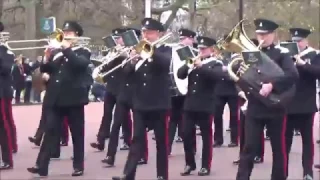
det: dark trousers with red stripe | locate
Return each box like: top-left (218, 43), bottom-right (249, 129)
top-left (3, 98), bottom-right (18, 152)
top-left (183, 111), bottom-right (213, 170)
top-left (239, 111), bottom-right (265, 159)
top-left (106, 101), bottom-right (133, 157)
top-left (97, 92), bottom-right (116, 145)
top-left (124, 110), bottom-right (169, 179)
top-left (0, 98), bottom-right (13, 166)
top-left (285, 113), bottom-right (314, 177)
top-left (61, 117), bottom-right (69, 144)
top-left (169, 96), bottom-right (184, 141)
top-left (36, 106), bottom-right (85, 173)
top-left (169, 96), bottom-right (183, 150)
top-left (34, 105), bottom-right (69, 145)
top-left (214, 96), bottom-right (239, 144)
top-left (236, 115), bottom-right (287, 180)
top-left (169, 96), bottom-right (197, 153)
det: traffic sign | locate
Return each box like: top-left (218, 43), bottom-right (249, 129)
top-left (40, 17), bottom-right (56, 34)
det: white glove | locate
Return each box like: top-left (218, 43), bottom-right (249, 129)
top-left (294, 55), bottom-right (306, 66)
top-left (42, 73), bottom-right (50, 81)
top-left (238, 91), bottom-right (246, 100)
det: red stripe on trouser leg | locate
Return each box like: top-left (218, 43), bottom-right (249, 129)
top-left (1, 99), bottom-right (13, 165)
top-left (82, 119), bottom-right (85, 169)
top-left (260, 131), bottom-right (265, 160)
top-left (281, 116), bottom-right (288, 177)
top-left (208, 115), bottom-right (213, 169)
top-left (6, 98), bottom-right (17, 151)
top-left (193, 127), bottom-right (197, 152)
top-left (63, 117), bottom-right (69, 143)
top-left (236, 99), bottom-right (241, 144)
top-left (309, 113), bottom-right (315, 172)
top-left (128, 112), bottom-right (133, 144)
top-left (165, 113), bottom-right (170, 180)
top-left (144, 131), bottom-right (148, 161)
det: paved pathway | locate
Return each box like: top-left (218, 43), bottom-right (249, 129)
top-left (1, 102), bottom-right (320, 179)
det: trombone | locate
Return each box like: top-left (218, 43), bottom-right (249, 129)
top-left (92, 46), bottom-right (131, 83)
top-left (96, 32), bottom-right (173, 81)
top-left (5, 28), bottom-right (91, 51)
top-left (135, 32), bottom-right (172, 60)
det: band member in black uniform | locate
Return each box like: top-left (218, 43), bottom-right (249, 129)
top-left (28, 51), bottom-right (69, 149)
top-left (27, 20), bottom-right (90, 177)
top-left (168, 28), bottom-right (197, 155)
top-left (0, 21), bottom-right (15, 170)
top-left (236, 19), bottom-right (298, 180)
top-left (213, 35), bottom-right (239, 148)
top-left (102, 27), bottom-right (149, 167)
top-left (1, 35), bottom-right (18, 154)
top-left (285, 28), bottom-right (320, 180)
top-left (112, 18), bottom-right (171, 180)
top-left (179, 36), bottom-right (224, 176)
top-left (91, 27), bottom-right (127, 151)
top-left (233, 39), bottom-right (265, 165)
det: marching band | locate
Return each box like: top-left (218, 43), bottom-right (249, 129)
top-left (0, 16), bottom-right (319, 180)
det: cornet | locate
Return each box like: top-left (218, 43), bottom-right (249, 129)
top-left (5, 28), bottom-right (91, 51)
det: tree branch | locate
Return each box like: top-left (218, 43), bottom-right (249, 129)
top-left (181, 1), bottom-right (230, 12)
top-left (151, 0), bottom-right (188, 15)
top-left (3, 3), bottom-right (24, 12)
top-left (163, 8), bottom-right (179, 30)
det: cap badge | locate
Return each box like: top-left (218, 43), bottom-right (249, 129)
top-left (65, 23), bottom-right (69, 28)
top-left (180, 31), bottom-right (182, 35)
top-left (295, 31), bottom-right (298, 35)
top-left (115, 30), bottom-right (118, 34)
top-left (201, 39), bottom-right (204, 43)
top-left (145, 21), bottom-right (149, 25)
top-left (259, 22), bottom-right (263, 27)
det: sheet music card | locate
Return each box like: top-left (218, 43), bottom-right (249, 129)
top-left (176, 46), bottom-right (196, 61)
top-left (280, 42), bottom-right (299, 57)
top-left (103, 36), bottom-right (117, 49)
top-left (121, 30), bottom-right (140, 47)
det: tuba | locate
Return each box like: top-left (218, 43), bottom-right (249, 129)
top-left (218, 20), bottom-right (295, 108)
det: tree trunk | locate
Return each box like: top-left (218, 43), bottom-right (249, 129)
top-left (0, 0), bottom-right (3, 20)
top-left (35, 0), bottom-right (45, 57)
top-left (188, 0), bottom-right (195, 30)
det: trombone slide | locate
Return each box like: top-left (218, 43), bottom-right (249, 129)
top-left (99, 54), bottom-right (139, 78)
top-left (5, 39), bottom-right (50, 51)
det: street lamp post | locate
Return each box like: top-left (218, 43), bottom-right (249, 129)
top-left (145, 0), bottom-right (152, 18)
top-left (239, 0), bottom-right (244, 21)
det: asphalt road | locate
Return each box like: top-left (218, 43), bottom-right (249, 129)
top-left (1, 102), bottom-right (320, 180)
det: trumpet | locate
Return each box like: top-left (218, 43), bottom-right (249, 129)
top-left (5, 28), bottom-right (91, 51)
